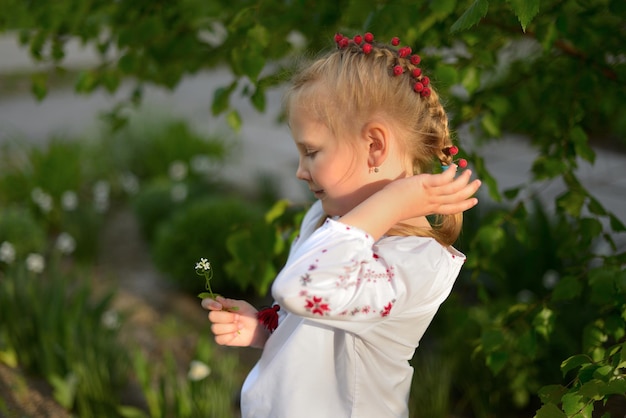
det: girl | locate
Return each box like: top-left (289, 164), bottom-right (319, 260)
top-left (202, 32), bottom-right (481, 418)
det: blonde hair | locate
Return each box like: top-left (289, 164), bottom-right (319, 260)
top-left (285, 37), bottom-right (463, 246)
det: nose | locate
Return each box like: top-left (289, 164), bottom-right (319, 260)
top-left (296, 157), bottom-right (310, 181)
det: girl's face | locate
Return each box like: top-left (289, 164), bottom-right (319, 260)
top-left (289, 105), bottom-right (377, 216)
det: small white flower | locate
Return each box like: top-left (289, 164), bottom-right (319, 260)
top-left (31, 187), bottom-right (53, 213)
top-left (187, 360), bottom-right (211, 381)
top-left (101, 310), bottom-right (120, 329)
top-left (0, 241), bottom-right (16, 264)
top-left (61, 190), bottom-right (78, 211)
top-left (168, 160), bottom-right (188, 181)
top-left (170, 183), bottom-right (188, 202)
top-left (191, 155), bottom-right (213, 174)
top-left (55, 232), bottom-right (76, 255)
top-left (120, 172), bottom-right (139, 195)
top-left (195, 258), bottom-right (211, 272)
top-left (542, 270), bottom-right (559, 289)
top-left (25, 253), bottom-right (45, 274)
top-left (516, 289), bottom-right (534, 304)
top-left (93, 180), bottom-right (110, 213)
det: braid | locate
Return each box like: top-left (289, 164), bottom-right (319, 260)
top-left (286, 33), bottom-right (464, 245)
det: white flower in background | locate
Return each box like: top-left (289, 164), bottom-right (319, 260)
top-left (25, 253), bottom-right (45, 274)
top-left (93, 180), bottom-right (110, 213)
top-left (0, 241), bottom-right (16, 264)
top-left (101, 310), bottom-right (120, 329)
top-left (542, 270), bottom-right (560, 289)
top-left (171, 183), bottom-right (188, 202)
top-left (168, 160), bottom-right (188, 181)
top-left (516, 289), bottom-right (534, 304)
top-left (31, 187), bottom-right (53, 213)
top-left (61, 190), bottom-right (78, 211)
top-left (55, 232), bottom-right (76, 255)
top-left (187, 360), bottom-right (211, 381)
top-left (119, 172), bottom-right (139, 195)
top-left (191, 154), bottom-right (213, 174)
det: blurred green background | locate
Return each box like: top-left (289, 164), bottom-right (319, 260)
top-left (0, 1), bottom-right (625, 417)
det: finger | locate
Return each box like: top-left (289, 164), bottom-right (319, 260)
top-left (211, 322), bottom-right (243, 336)
top-left (202, 298), bottom-right (223, 311)
top-left (215, 333), bottom-right (240, 346)
top-left (216, 296), bottom-right (240, 311)
top-left (208, 310), bottom-right (238, 324)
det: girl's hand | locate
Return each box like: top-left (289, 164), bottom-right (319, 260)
top-left (389, 165), bottom-right (481, 220)
top-left (340, 165), bottom-right (481, 241)
top-left (201, 296), bottom-right (269, 349)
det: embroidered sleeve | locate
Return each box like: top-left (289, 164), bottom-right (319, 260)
top-left (272, 219), bottom-right (405, 327)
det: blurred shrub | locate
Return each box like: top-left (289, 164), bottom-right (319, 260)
top-left (0, 206), bottom-right (47, 260)
top-left (0, 260), bottom-right (140, 417)
top-left (104, 118), bottom-right (230, 182)
top-left (151, 196), bottom-right (265, 294)
top-left (0, 138), bottom-right (109, 263)
top-left (134, 335), bottom-right (240, 418)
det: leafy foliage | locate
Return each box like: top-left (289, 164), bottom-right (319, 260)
top-left (2, 0), bottom-right (626, 416)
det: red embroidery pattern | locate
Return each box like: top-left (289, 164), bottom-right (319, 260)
top-left (381, 302), bottom-right (394, 317)
top-left (300, 273), bottom-right (312, 286)
top-left (305, 296), bottom-right (330, 316)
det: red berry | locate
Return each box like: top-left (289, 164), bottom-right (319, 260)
top-left (334, 33), bottom-right (343, 43)
top-left (412, 68), bottom-right (422, 78)
top-left (353, 34), bottom-right (363, 44)
top-left (364, 32), bottom-right (374, 43)
top-left (458, 159), bottom-right (468, 168)
top-left (410, 55), bottom-right (421, 65)
top-left (448, 145), bottom-right (459, 156)
top-left (393, 65), bottom-right (404, 76)
top-left (338, 38), bottom-right (349, 48)
top-left (391, 37), bottom-right (400, 46)
top-left (413, 82), bottom-right (424, 92)
top-left (398, 46), bottom-right (411, 58)
top-left (420, 87), bottom-right (431, 97)
top-left (421, 76), bottom-right (430, 86)
top-left (362, 43), bottom-right (372, 54)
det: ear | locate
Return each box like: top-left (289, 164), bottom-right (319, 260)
top-left (362, 122), bottom-right (390, 168)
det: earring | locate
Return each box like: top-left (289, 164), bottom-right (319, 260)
top-left (369, 167), bottom-right (380, 174)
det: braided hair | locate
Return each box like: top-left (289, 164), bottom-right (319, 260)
top-left (284, 33), bottom-right (463, 245)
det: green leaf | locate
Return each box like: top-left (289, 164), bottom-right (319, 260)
top-left (481, 112), bottom-right (501, 138)
top-left (211, 80), bottom-right (238, 116)
top-left (251, 86), bottom-right (266, 112)
top-left (475, 224), bottom-right (506, 254)
top-left (551, 276), bottom-right (582, 302)
top-left (50, 373), bottom-right (78, 409)
top-left (429, 0), bottom-right (457, 17)
top-left (503, 186), bottom-right (521, 200)
top-left (533, 307), bottom-right (555, 340)
top-left (535, 403), bottom-right (567, 418)
top-left (265, 199), bottom-right (290, 223)
top-left (486, 350), bottom-right (508, 375)
top-left (226, 109), bottom-right (242, 132)
top-left (561, 354), bottom-right (591, 376)
top-left (451, 0), bottom-right (489, 33)
top-left (562, 392), bottom-right (593, 417)
top-left (609, 213), bottom-right (626, 232)
top-left (481, 329), bottom-right (506, 351)
top-left (537, 384), bottom-right (568, 405)
top-left (570, 126), bottom-right (595, 164)
top-left (578, 379), bottom-right (606, 400)
top-left (31, 72), bottom-right (48, 101)
top-left (508, 0), bottom-right (539, 32)
top-left (556, 190), bottom-right (585, 218)
top-left (460, 67), bottom-right (480, 94)
top-left (434, 64), bottom-right (459, 87)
